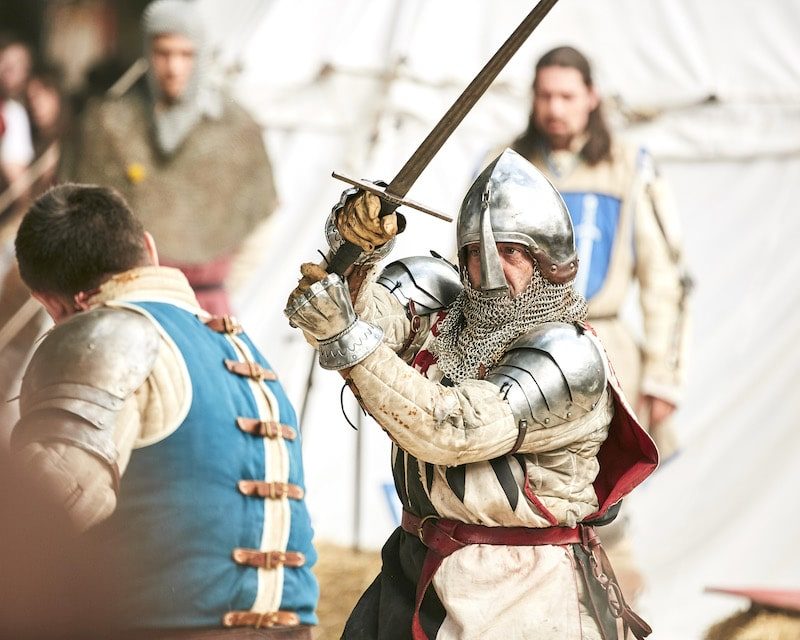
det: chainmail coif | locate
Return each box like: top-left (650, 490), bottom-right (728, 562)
top-left (431, 266), bottom-right (587, 384)
top-left (143, 0), bottom-right (222, 155)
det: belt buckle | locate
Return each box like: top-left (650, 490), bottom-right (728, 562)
top-left (417, 514), bottom-right (438, 543)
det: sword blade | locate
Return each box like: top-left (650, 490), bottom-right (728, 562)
top-left (384, 0), bottom-right (560, 203)
top-left (328, 0), bottom-right (560, 275)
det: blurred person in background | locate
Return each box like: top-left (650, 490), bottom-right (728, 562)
top-left (10, 183), bottom-right (318, 638)
top-left (0, 34), bottom-right (34, 207)
top-left (0, 35), bottom-right (38, 445)
top-left (0, 34), bottom-right (33, 102)
top-left (25, 62), bottom-right (70, 188)
top-left (64, 0), bottom-right (278, 315)
top-left (509, 45), bottom-right (692, 602)
top-left (0, 63), bottom-right (72, 445)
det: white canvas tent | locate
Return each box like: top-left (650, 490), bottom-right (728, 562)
top-left (196, 1), bottom-right (800, 638)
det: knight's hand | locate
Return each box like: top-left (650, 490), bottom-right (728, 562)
top-left (286, 262), bottom-right (330, 309)
top-left (336, 190), bottom-right (398, 252)
top-left (284, 272), bottom-right (383, 370)
top-left (285, 271), bottom-right (355, 341)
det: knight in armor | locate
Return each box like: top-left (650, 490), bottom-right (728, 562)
top-left (11, 184), bottom-right (318, 638)
top-left (62, 0), bottom-right (278, 315)
top-left (285, 149), bottom-right (658, 639)
top-left (509, 45), bottom-right (692, 601)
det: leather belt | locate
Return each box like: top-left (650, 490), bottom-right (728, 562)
top-left (224, 359), bottom-right (277, 381)
top-left (223, 611), bottom-right (301, 629)
top-left (401, 510), bottom-right (650, 640)
top-left (237, 480), bottom-right (304, 500)
top-left (401, 510), bottom-right (581, 551)
top-left (232, 548), bottom-right (306, 570)
top-left (236, 418), bottom-right (297, 441)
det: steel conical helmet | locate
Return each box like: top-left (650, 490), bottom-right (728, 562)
top-left (457, 148), bottom-right (577, 292)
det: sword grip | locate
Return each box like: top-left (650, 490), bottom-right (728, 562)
top-left (326, 221), bottom-right (404, 276)
top-left (328, 241), bottom-right (365, 276)
top-left (379, 197), bottom-right (399, 218)
top-left (379, 199), bottom-right (408, 232)
top-left (326, 188), bottom-right (406, 277)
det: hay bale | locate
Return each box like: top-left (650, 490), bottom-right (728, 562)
top-left (704, 606), bottom-right (800, 640)
top-left (314, 542), bottom-right (382, 639)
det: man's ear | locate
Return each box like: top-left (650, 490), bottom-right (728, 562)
top-left (31, 291), bottom-right (74, 324)
top-left (588, 86), bottom-right (600, 112)
top-left (73, 290), bottom-right (94, 312)
top-left (143, 231), bottom-right (159, 266)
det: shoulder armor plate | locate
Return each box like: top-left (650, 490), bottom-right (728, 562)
top-left (376, 255), bottom-right (462, 315)
top-left (13, 307), bottom-right (160, 463)
top-left (486, 322), bottom-right (606, 428)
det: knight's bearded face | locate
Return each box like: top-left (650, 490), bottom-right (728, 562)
top-left (464, 242), bottom-right (535, 298)
top-left (149, 33), bottom-right (195, 103)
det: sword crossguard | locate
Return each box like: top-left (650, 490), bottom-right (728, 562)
top-left (331, 172), bottom-right (453, 223)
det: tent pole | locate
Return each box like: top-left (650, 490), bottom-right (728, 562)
top-left (352, 401), bottom-right (364, 552)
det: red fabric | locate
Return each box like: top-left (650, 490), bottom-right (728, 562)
top-left (429, 311), bottom-right (446, 337)
top-left (412, 349), bottom-right (437, 375)
top-left (412, 311), bottom-right (447, 374)
top-left (411, 546), bottom-right (446, 640)
top-left (586, 388), bottom-right (659, 519)
top-left (580, 321), bottom-right (659, 521)
top-left (160, 255), bottom-right (233, 316)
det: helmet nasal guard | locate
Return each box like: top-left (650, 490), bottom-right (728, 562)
top-left (457, 149), bottom-right (578, 294)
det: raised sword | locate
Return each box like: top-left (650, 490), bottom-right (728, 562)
top-left (327, 0), bottom-right (560, 275)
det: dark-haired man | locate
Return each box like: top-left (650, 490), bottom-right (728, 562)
top-left (11, 183), bottom-right (318, 637)
top-left (511, 45), bottom-right (691, 599)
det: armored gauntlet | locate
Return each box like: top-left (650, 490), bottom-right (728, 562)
top-left (284, 273), bottom-right (383, 370)
top-left (326, 188), bottom-right (398, 266)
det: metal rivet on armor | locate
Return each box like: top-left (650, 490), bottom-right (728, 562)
top-left (550, 265), bottom-right (557, 272)
top-left (566, 412), bottom-right (572, 418)
top-left (544, 418), bottom-right (550, 424)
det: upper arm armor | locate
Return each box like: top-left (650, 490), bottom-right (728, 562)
top-left (376, 255), bottom-right (462, 315)
top-left (485, 322), bottom-right (606, 429)
top-left (11, 307), bottom-right (160, 464)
